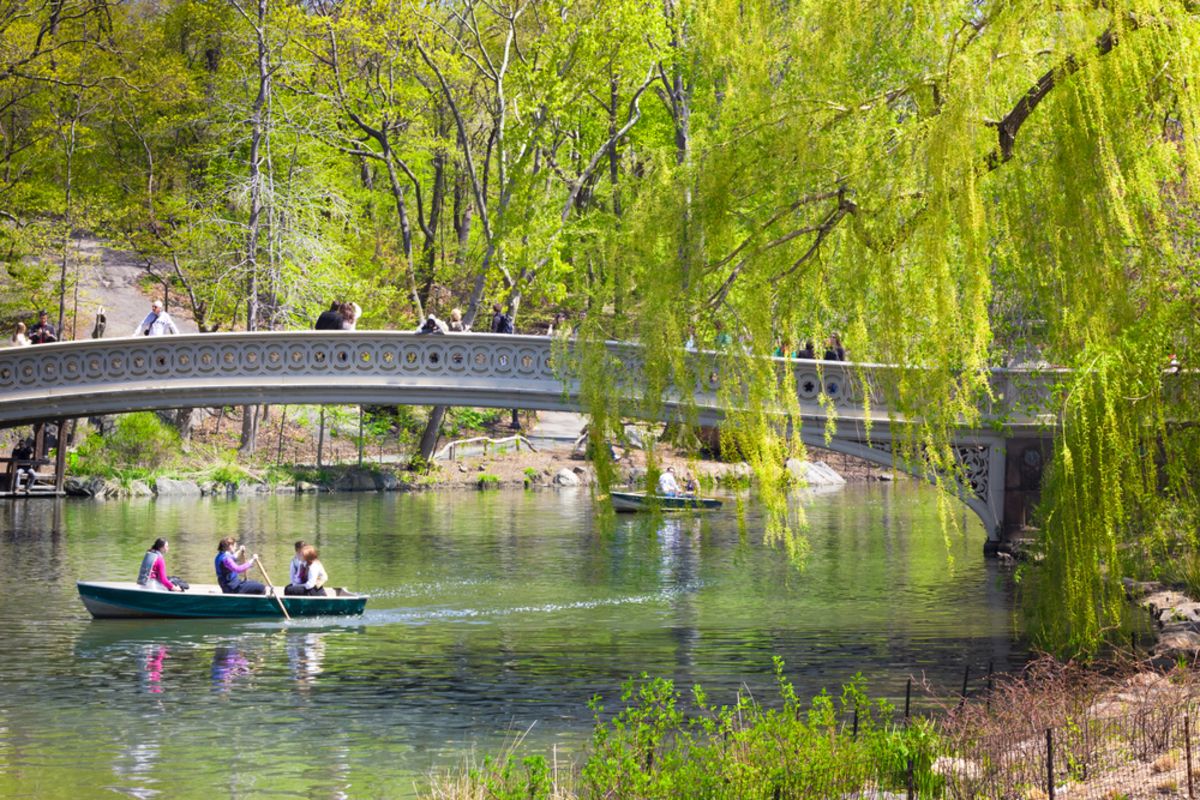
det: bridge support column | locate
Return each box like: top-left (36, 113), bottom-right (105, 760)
top-left (990, 437), bottom-right (1054, 553)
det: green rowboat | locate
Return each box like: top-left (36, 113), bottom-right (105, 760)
top-left (609, 491), bottom-right (723, 512)
top-left (77, 581), bottom-right (368, 619)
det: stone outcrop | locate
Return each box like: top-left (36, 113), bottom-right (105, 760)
top-left (154, 478), bottom-right (202, 497)
top-left (1125, 579), bottom-right (1200, 663)
top-left (785, 458), bottom-right (847, 486)
top-left (554, 468), bottom-right (580, 486)
top-left (64, 476), bottom-right (108, 497)
top-left (333, 469), bottom-right (382, 492)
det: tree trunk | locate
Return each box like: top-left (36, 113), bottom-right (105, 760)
top-left (417, 406), bottom-right (445, 465)
top-left (239, 0), bottom-right (271, 456)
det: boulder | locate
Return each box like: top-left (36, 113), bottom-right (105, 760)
top-left (376, 471), bottom-right (399, 491)
top-left (64, 476), bottom-right (108, 497)
top-left (1161, 602), bottom-right (1200, 624)
top-left (274, 485), bottom-right (296, 494)
top-left (623, 425), bottom-right (647, 450)
top-left (554, 468), bottom-right (580, 487)
top-left (625, 466), bottom-right (648, 487)
top-left (296, 481), bottom-right (318, 493)
top-left (1142, 591), bottom-right (1192, 622)
top-left (786, 458), bottom-right (846, 486)
top-left (128, 480), bottom-right (154, 498)
top-left (333, 469), bottom-right (380, 492)
top-left (1122, 578), bottom-right (1164, 600)
top-left (1156, 629), bottom-right (1200, 660)
top-left (724, 462), bottom-right (753, 482)
top-left (154, 478), bottom-right (202, 497)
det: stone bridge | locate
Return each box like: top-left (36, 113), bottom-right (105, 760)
top-left (0, 332), bottom-right (1061, 543)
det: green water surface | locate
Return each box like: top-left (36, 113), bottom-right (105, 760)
top-left (0, 483), bottom-right (1020, 799)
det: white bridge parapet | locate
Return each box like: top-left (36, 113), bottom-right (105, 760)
top-left (0, 331), bottom-right (1059, 428)
top-left (0, 331), bottom-right (1064, 540)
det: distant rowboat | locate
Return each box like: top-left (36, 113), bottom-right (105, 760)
top-left (77, 581), bottom-right (368, 619)
top-left (609, 491), bottom-right (723, 512)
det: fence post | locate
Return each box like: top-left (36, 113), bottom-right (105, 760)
top-left (906, 757), bottom-right (914, 800)
top-left (905, 677), bottom-right (912, 719)
top-left (1187, 712), bottom-right (1194, 799)
top-left (1046, 727), bottom-right (1055, 800)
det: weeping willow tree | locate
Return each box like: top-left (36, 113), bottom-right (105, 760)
top-left (563, 0), bottom-right (1200, 657)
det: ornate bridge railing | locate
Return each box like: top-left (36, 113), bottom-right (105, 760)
top-left (0, 331), bottom-right (1065, 541)
top-left (0, 332), bottom-right (1058, 429)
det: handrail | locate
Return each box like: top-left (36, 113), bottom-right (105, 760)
top-left (433, 434), bottom-right (538, 462)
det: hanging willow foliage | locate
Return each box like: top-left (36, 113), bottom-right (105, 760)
top-left (3, 0), bottom-right (1199, 657)
top-left (566, 0), bottom-right (1200, 656)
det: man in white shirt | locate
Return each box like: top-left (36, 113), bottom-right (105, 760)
top-left (133, 300), bottom-right (180, 337)
top-left (657, 466), bottom-right (682, 497)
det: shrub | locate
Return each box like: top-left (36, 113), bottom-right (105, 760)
top-left (523, 466), bottom-right (539, 488)
top-left (74, 412), bottom-right (180, 474)
top-left (449, 407), bottom-right (503, 434)
top-left (478, 473), bottom-right (500, 490)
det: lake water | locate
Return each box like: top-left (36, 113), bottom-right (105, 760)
top-left (0, 483), bottom-right (1020, 799)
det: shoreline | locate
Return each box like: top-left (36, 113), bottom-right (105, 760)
top-left (54, 441), bottom-right (891, 500)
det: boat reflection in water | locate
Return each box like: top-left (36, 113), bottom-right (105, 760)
top-left (140, 644), bottom-right (169, 695)
top-left (287, 632), bottom-right (326, 695)
top-left (210, 645), bottom-right (254, 693)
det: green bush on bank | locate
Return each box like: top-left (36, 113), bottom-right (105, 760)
top-left (72, 412), bottom-right (181, 476)
top-left (435, 660), bottom-right (942, 799)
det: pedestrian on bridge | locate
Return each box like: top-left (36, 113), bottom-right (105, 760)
top-left (314, 301), bottom-right (345, 330)
top-left (10, 322), bottom-right (29, 347)
top-left (491, 302), bottom-right (521, 429)
top-left (28, 311), bottom-right (57, 344)
top-left (133, 300), bottom-right (180, 337)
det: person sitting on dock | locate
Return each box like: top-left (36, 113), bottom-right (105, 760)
top-left (10, 439), bottom-right (35, 493)
top-left (137, 538), bottom-right (180, 592)
top-left (657, 466), bottom-right (682, 498)
top-left (285, 545), bottom-right (329, 596)
top-left (214, 537), bottom-right (266, 594)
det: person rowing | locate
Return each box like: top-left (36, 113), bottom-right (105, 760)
top-left (137, 538), bottom-right (181, 592)
top-left (214, 537), bottom-right (267, 595)
top-left (657, 466), bottom-right (683, 498)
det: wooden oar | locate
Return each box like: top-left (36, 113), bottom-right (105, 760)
top-left (254, 556), bottom-right (291, 621)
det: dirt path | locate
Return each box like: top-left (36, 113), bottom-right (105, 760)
top-left (70, 237), bottom-right (198, 339)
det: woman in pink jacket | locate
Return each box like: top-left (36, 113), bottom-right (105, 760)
top-left (137, 538), bottom-right (180, 592)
